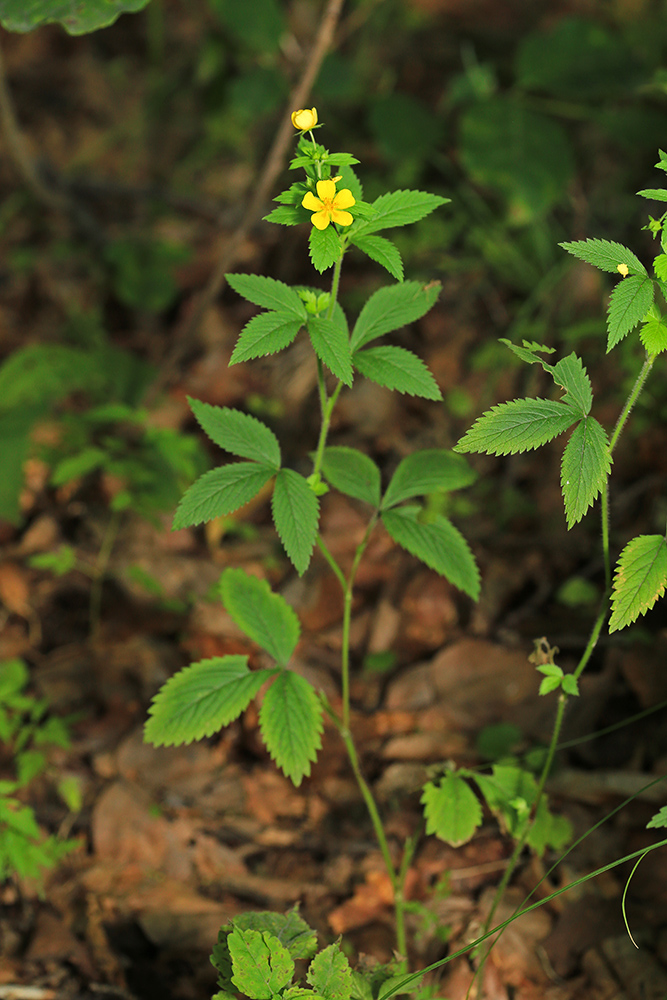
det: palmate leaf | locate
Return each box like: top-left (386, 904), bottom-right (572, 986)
top-left (353, 346), bottom-right (441, 400)
top-left (351, 190), bottom-right (449, 237)
top-left (233, 910), bottom-right (317, 960)
top-left (309, 226), bottom-right (342, 274)
top-left (421, 772), bottom-right (482, 847)
top-left (307, 943), bottom-right (352, 1000)
top-left (226, 274), bottom-right (306, 318)
top-left (454, 398), bottom-right (578, 456)
top-left (307, 315), bottom-right (353, 386)
top-left (560, 417), bottom-right (611, 528)
top-left (272, 469), bottom-right (319, 575)
top-left (144, 656), bottom-right (274, 746)
top-left (609, 534), bottom-right (667, 633)
top-left (188, 399), bottom-right (281, 467)
top-left (321, 447), bottom-right (381, 507)
top-left (382, 449), bottom-right (476, 508)
top-left (350, 281), bottom-right (440, 350)
top-left (382, 505), bottom-right (480, 599)
top-left (0, 0), bottom-right (150, 34)
top-left (349, 235), bottom-right (403, 281)
top-left (606, 274), bottom-right (654, 351)
top-left (230, 312), bottom-right (303, 364)
top-left (172, 462), bottom-right (274, 529)
top-left (228, 927), bottom-right (294, 1000)
top-left (559, 238), bottom-right (646, 276)
top-left (220, 568), bottom-right (300, 666)
top-left (259, 671), bottom-right (323, 786)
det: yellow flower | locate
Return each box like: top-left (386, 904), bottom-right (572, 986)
top-left (617, 263), bottom-right (629, 277)
top-left (302, 179), bottom-right (355, 230)
top-left (291, 107), bottom-right (318, 131)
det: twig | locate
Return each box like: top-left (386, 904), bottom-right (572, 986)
top-left (145, 0), bottom-right (346, 404)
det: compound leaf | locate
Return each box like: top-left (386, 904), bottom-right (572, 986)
top-left (421, 772), bottom-right (482, 847)
top-left (561, 417), bottom-right (611, 528)
top-left (189, 399), bottom-right (281, 467)
top-left (259, 671), bottom-right (323, 786)
top-left (307, 315), bottom-right (353, 386)
top-left (226, 274), bottom-right (306, 318)
top-left (349, 234), bottom-right (403, 281)
top-left (353, 346), bottom-right (441, 400)
top-left (272, 469), bottom-right (319, 575)
top-left (173, 462), bottom-right (274, 529)
top-left (321, 447), bottom-right (381, 507)
top-left (350, 281), bottom-right (440, 350)
top-left (230, 312), bottom-right (303, 364)
top-left (144, 656), bottom-right (273, 746)
top-left (606, 274), bottom-right (654, 351)
top-left (382, 449), bottom-right (476, 509)
top-left (551, 353), bottom-right (593, 416)
top-left (559, 238), bottom-right (646, 276)
top-left (609, 534), bottom-right (667, 632)
top-left (382, 505), bottom-right (480, 600)
top-left (228, 927), bottom-right (294, 999)
top-left (351, 189), bottom-right (449, 237)
top-left (455, 398), bottom-right (577, 456)
top-left (220, 568), bottom-right (300, 665)
top-left (307, 944), bottom-right (352, 1000)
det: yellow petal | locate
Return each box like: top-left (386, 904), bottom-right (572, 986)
top-left (302, 191), bottom-right (323, 211)
top-left (315, 179), bottom-right (337, 201)
top-left (331, 209), bottom-right (353, 227)
top-left (310, 210), bottom-right (331, 230)
top-left (291, 107), bottom-right (318, 130)
top-left (333, 188), bottom-right (355, 210)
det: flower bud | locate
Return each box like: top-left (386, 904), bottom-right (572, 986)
top-left (291, 107), bottom-right (318, 131)
top-left (617, 263), bottom-right (629, 277)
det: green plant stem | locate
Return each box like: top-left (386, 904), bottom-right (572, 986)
top-left (89, 510), bottom-right (121, 635)
top-left (609, 354), bottom-right (655, 455)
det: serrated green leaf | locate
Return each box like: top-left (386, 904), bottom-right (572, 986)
top-left (172, 463), bottom-right (274, 529)
top-left (538, 675), bottom-right (562, 695)
top-left (272, 469), bottom-right (319, 575)
top-left (259, 671), bottom-right (323, 785)
top-left (606, 274), bottom-right (654, 351)
top-left (233, 909), bottom-right (317, 960)
top-left (307, 315), bottom-right (353, 386)
top-left (351, 190), bottom-right (449, 237)
top-left (473, 764), bottom-right (536, 838)
top-left (653, 255), bottom-right (667, 282)
top-left (0, 0), bottom-right (150, 34)
top-left (639, 312), bottom-right (667, 356)
top-left (559, 238), bottom-right (646, 276)
top-left (350, 235), bottom-right (403, 281)
top-left (321, 447), bottom-right (381, 507)
top-left (188, 399), bottom-right (281, 467)
top-left (421, 772), bottom-right (482, 846)
top-left (551, 353), bottom-right (593, 416)
top-left (226, 274), bottom-right (306, 318)
top-left (264, 205), bottom-right (304, 226)
top-left (561, 417), bottom-right (611, 528)
top-left (382, 449), bottom-right (476, 509)
top-left (144, 657), bottom-right (273, 746)
top-left (382, 505), bottom-right (480, 599)
top-left (307, 944), bottom-right (352, 1000)
top-left (350, 281), bottom-right (440, 350)
top-left (220, 568), bottom-right (300, 665)
top-left (647, 806), bottom-right (667, 829)
top-left (609, 534), bottom-right (667, 632)
top-left (499, 339), bottom-right (555, 366)
top-left (353, 346), bottom-right (441, 400)
top-left (561, 674), bottom-right (579, 696)
top-left (308, 226), bottom-right (342, 274)
top-left (455, 398), bottom-right (577, 456)
top-left (637, 188), bottom-right (667, 202)
top-left (230, 312), bottom-right (303, 364)
top-left (228, 928), bottom-right (294, 999)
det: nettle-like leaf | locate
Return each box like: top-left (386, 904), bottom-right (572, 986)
top-left (638, 188), bottom-right (667, 202)
top-left (307, 315), bottom-right (353, 386)
top-left (230, 312), bottom-right (303, 364)
top-left (226, 274), bottom-right (306, 318)
top-left (264, 205), bottom-right (304, 226)
top-left (233, 909), bottom-right (317, 961)
top-left (560, 417), bottom-right (611, 528)
top-left (606, 274), bottom-right (654, 352)
top-left (259, 671), bottom-right (323, 786)
top-left (228, 927), bottom-right (294, 999)
top-left (220, 568), bottom-right (300, 666)
top-left (455, 398), bottom-right (578, 456)
top-left (0, 0), bottom-right (150, 34)
top-left (144, 656), bottom-right (274, 746)
top-left (550, 353), bottom-right (593, 416)
top-left (559, 238), bottom-right (646, 276)
top-left (272, 469), bottom-right (319, 575)
top-left (188, 399), bottom-right (281, 467)
top-left (382, 449), bottom-right (475, 509)
top-left (173, 463), bottom-right (274, 529)
top-left (473, 764), bottom-right (571, 855)
top-left (321, 447), bottom-right (381, 507)
top-left (309, 226), bottom-right (342, 274)
top-left (350, 281), bottom-right (440, 350)
top-left (639, 308), bottom-right (667, 356)
top-left (500, 339), bottom-right (556, 367)
top-left (609, 534), bottom-right (667, 633)
top-left (381, 505), bottom-right (480, 600)
top-left (653, 255), bottom-right (667, 282)
top-left (421, 772), bottom-right (482, 847)
top-left (353, 346), bottom-right (441, 400)
top-left (351, 190), bottom-right (449, 237)
top-left (647, 806), bottom-right (667, 829)
top-left (307, 943), bottom-right (352, 1000)
top-left (349, 235), bottom-right (403, 281)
